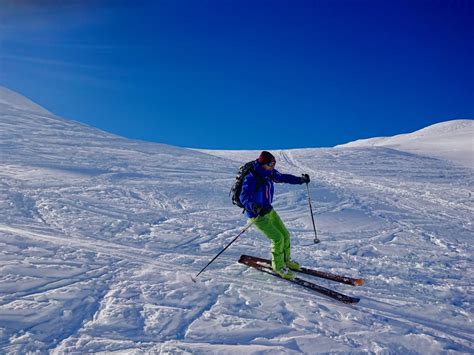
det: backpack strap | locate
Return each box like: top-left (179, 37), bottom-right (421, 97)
top-left (240, 168), bottom-right (265, 214)
top-left (250, 166), bottom-right (265, 193)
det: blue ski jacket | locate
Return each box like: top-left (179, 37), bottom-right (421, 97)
top-left (240, 160), bottom-right (303, 218)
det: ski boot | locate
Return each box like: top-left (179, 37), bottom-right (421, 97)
top-left (275, 266), bottom-right (294, 280)
top-left (286, 259), bottom-right (301, 271)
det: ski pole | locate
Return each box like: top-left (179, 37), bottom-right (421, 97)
top-left (305, 182), bottom-right (320, 244)
top-left (192, 218), bottom-right (258, 281)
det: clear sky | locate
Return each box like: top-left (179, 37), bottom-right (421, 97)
top-left (1, 0), bottom-right (473, 149)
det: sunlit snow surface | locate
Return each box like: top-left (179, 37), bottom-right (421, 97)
top-left (1, 86), bottom-right (473, 353)
top-left (335, 119), bottom-right (473, 169)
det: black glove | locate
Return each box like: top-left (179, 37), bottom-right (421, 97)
top-left (301, 173), bottom-right (310, 184)
top-left (252, 204), bottom-right (272, 217)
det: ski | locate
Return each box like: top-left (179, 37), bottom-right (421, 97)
top-left (238, 255), bottom-right (360, 304)
top-left (240, 254), bottom-right (364, 286)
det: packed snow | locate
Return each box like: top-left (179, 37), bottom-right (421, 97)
top-left (335, 120), bottom-right (474, 169)
top-left (0, 86), bottom-right (473, 353)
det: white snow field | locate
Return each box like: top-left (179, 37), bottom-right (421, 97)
top-left (335, 120), bottom-right (474, 169)
top-left (0, 85), bottom-right (473, 353)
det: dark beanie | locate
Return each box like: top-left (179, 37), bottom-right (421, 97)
top-left (258, 151), bottom-right (276, 165)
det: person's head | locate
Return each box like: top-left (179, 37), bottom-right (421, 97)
top-left (258, 151), bottom-right (276, 170)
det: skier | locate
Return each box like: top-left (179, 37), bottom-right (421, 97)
top-left (240, 151), bottom-right (310, 280)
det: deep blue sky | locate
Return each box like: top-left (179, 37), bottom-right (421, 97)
top-left (1, 0), bottom-right (473, 149)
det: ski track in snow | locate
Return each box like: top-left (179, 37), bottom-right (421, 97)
top-left (1, 87), bottom-right (473, 353)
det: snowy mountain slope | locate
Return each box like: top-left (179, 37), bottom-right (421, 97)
top-left (1, 87), bottom-right (473, 353)
top-left (335, 119), bottom-right (474, 168)
top-left (0, 87), bottom-right (52, 116)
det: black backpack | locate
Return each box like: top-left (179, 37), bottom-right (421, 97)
top-left (230, 161), bottom-right (264, 210)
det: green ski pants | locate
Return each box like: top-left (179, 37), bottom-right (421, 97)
top-left (250, 209), bottom-right (291, 271)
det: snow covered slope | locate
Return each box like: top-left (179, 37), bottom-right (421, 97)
top-left (336, 120), bottom-right (474, 168)
top-left (1, 87), bottom-right (473, 353)
top-left (0, 87), bottom-right (52, 116)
